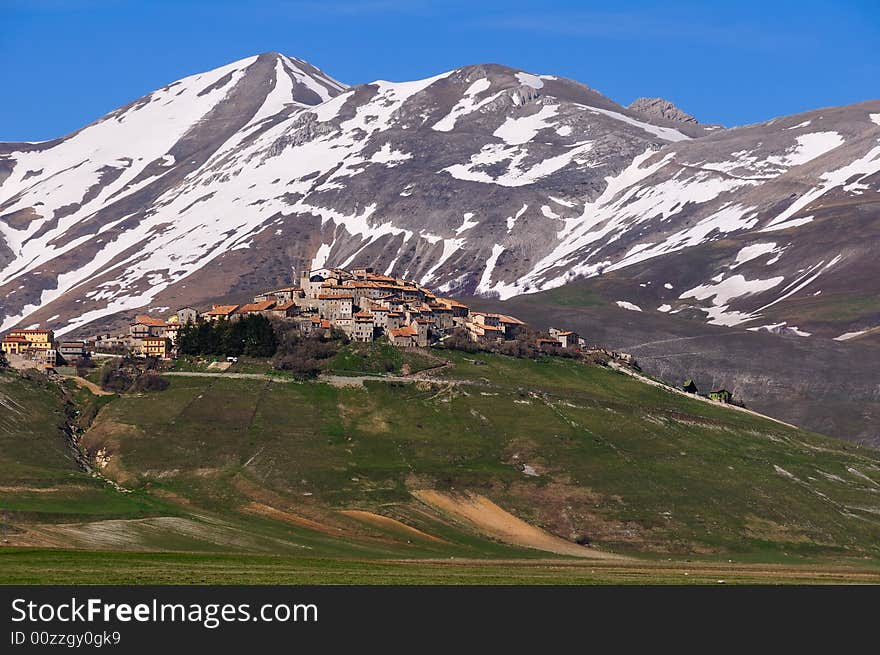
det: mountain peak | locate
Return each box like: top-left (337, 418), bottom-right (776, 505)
top-left (628, 97), bottom-right (698, 124)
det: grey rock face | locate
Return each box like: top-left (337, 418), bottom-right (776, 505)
top-left (628, 97), bottom-right (699, 124)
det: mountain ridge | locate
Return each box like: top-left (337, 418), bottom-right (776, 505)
top-left (1, 53), bottom-right (879, 343)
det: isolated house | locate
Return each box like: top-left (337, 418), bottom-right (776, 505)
top-left (708, 388), bottom-right (732, 403)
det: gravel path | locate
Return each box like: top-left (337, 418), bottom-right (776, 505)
top-left (163, 370), bottom-right (456, 387)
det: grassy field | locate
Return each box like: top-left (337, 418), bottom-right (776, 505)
top-left (4, 548), bottom-right (880, 585)
top-left (324, 341), bottom-right (442, 375)
top-left (3, 348), bottom-right (880, 583)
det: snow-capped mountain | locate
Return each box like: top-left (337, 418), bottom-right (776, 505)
top-left (2, 52), bottom-right (879, 339)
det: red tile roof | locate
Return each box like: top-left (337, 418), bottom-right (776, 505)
top-left (133, 315), bottom-right (168, 327)
top-left (239, 300), bottom-right (277, 312)
top-left (390, 326), bottom-right (417, 338)
top-left (205, 304), bottom-right (239, 316)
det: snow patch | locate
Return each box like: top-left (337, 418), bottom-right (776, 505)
top-left (454, 213), bottom-right (479, 235)
top-left (515, 72), bottom-right (544, 89)
top-left (834, 329), bottom-right (871, 342)
top-left (732, 242), bottom-right (778, 267)
top-left (493, 104), bottom-right (559, 145)
top-left (615, 301), bottom-right (642, 312)
top-left (577, 104), bottom-right (691, 142)
top-left (476, 244), bottom-right (506, 295)
top-left (432, 78), bottom-right (498, 132)
top-left (370, 142), bottom-right (412, 166)
top-left (679, 274), bottom-right (784, 326)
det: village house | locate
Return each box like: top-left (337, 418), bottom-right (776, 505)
top-left (130, 315), bottom-right (167, 339)
top-left (176, 307), bottom-right (199, 324)
top-left (58, 340), bottom-right (87, 361)
top-left (266, 286), bottom-right (304, 303)
top-left (5, 328), bottom-right (55, 354)
top-left (549, 328), bottom-right (579, 349)
top-left (411, 319), bottom-right (432, 347)
top-left (386, 311), bottom-right (406, 331)
top-left (237, 300), bottom-right (277, 317)
top-left (318, 295), bottom-right (353, 322)
top-left (163, 323), bottom-right (181, 346)
top-left (352, 312), bottom-right (376, 342)
top-left (465, 321), bottom-right (505, 344)
top-left (93, 334), bottom-right (131, 352)
top-left (139, 336), bottom-right (171, 359)
top-left (2, 329), bottom-right (58, 367)
top-left (389, 325), bottom-right (418, 348)
top-left (271, 301), bottom-right (299, 319)
top-left (1, 335), bottom-right (29, 357)
top-left (203, 304), bottom-right (239, 322)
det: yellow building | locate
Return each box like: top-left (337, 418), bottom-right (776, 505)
top-left (6, 329), bottom-right (54, 351)
top-left (1, 335), bottom-right (30, 356)
top-left (142, 337), bottom-right (170, 358)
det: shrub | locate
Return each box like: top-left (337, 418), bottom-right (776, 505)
top-left (99, 360), bottom-right (133, 393)
top-left (440, 327), bottom-right (480, 353)
top-left (129, 373), bottom-right (170, 393)
top-left (273, 353), bottom-right (321, 380)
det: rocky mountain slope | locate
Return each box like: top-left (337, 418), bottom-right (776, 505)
top-left (1, 52), bottom-right (879, 341)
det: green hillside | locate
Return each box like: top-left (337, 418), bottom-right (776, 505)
top-left (3, 349), bottom-right (880, 582)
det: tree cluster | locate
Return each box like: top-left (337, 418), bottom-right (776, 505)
top-left (177, 315), bottom-right (277, 358)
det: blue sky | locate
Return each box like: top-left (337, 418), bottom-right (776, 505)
top-left (2, 0), bottom-right (878, 141)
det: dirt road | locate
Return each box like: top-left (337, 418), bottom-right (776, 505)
top-left (162, 370), bottom-right (457, 387)
top-left (59, 375), bottom-right (114, 396)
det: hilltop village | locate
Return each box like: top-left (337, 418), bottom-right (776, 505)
top-left (2, 267), bottom-right (585, 363)
top-left (0, 266), bottom-right (742, 403)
